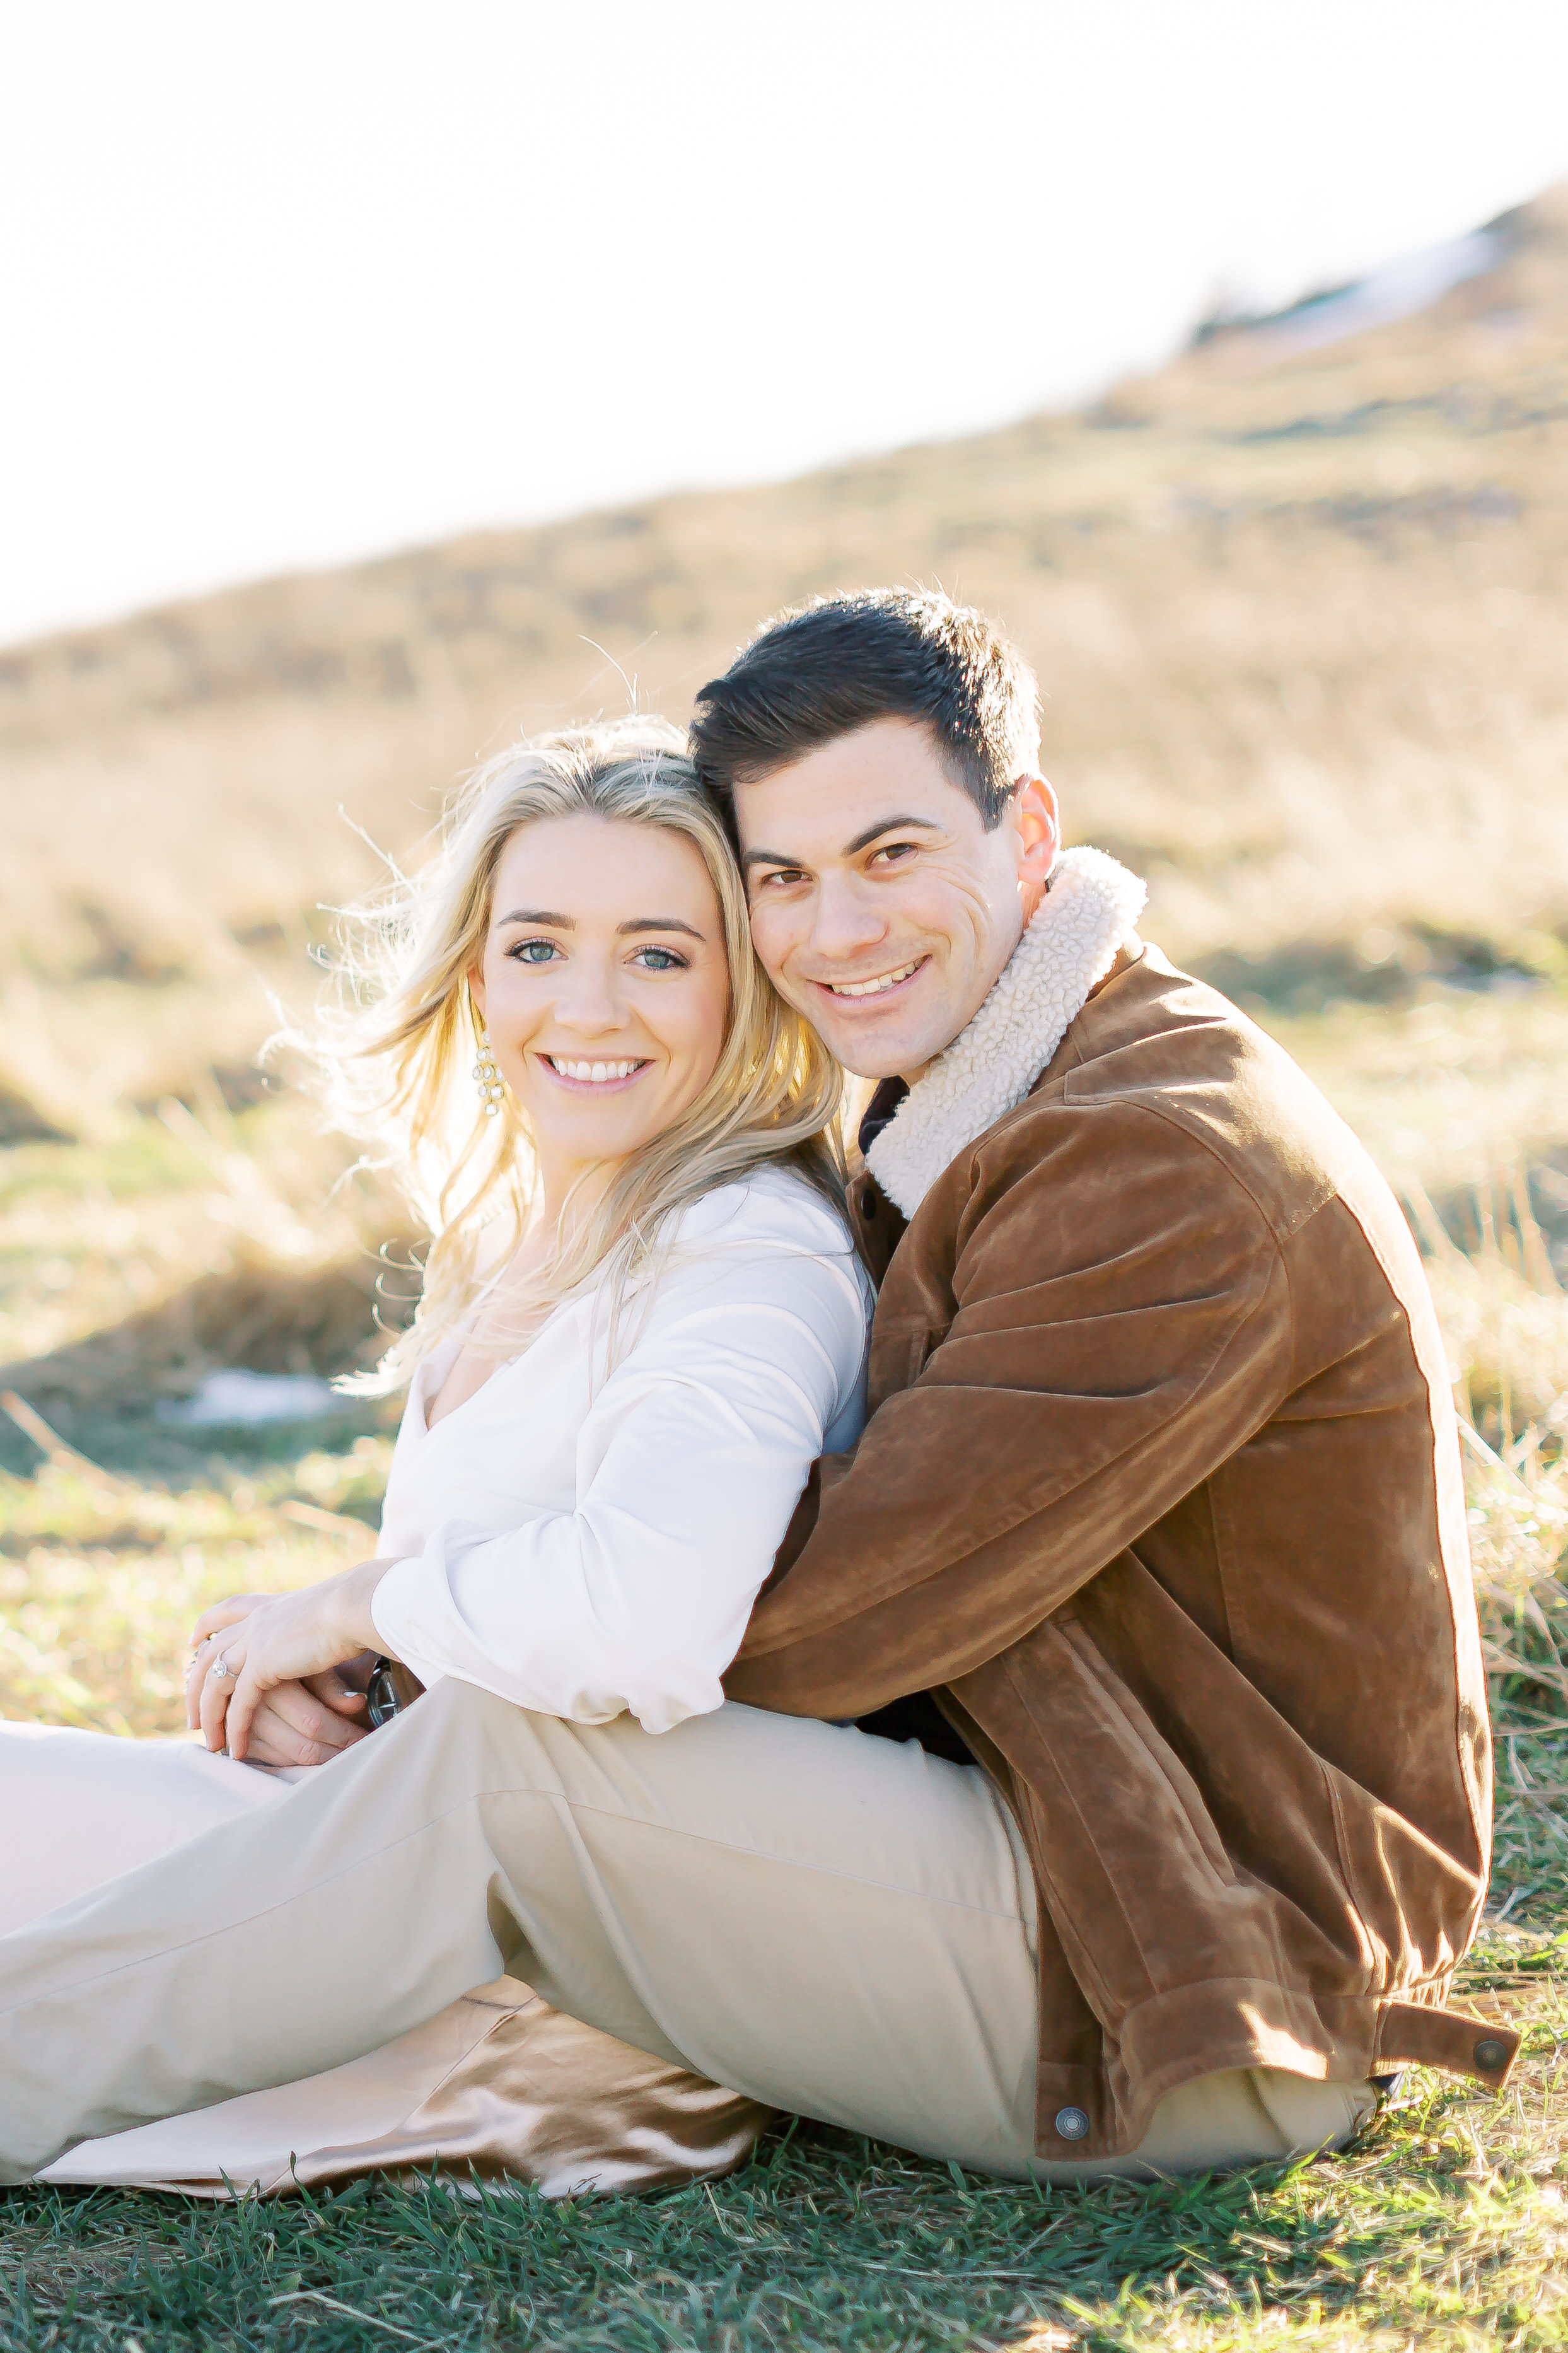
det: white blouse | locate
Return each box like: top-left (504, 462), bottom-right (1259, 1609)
top-left (369, 1169), bottom-right (872, 1736)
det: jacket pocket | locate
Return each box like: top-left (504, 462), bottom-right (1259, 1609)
top-left (1054, 1617), bottom-right (1238, 1892)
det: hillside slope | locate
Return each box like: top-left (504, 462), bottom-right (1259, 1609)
top-left (3, 185), bottom-right (1565, 1126)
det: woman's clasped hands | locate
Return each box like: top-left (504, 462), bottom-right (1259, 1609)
top-left (185, 1557), bottom-right (399, 1766)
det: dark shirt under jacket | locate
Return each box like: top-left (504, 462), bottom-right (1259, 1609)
top-left (852, 1082), bottom-right (975, 1768)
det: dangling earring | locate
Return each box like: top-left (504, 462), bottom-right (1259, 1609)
top-left (474, 1029), bottom-right (505, 1117)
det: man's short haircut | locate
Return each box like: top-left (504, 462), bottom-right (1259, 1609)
top-left (688, 589), bottom-right (1041, 831)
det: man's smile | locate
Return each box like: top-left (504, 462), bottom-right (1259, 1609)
top-left (817, 956), bottom-right (928, 1001)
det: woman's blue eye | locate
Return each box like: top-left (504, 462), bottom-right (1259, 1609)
top-left (634, 946), bottom-right (685, 971)
top-left (511, 938), bottom-right (559, 964)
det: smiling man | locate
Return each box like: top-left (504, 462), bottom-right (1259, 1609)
top-left (691, 587), bottom-right (1513, 2173)
top-left (740, 720), bottom-right (1059, 1079)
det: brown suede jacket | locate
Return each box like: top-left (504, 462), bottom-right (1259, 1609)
top-left (724, 938), bottom-right (1515, 2157)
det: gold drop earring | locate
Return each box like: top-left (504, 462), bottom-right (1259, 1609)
top-left (474, 1029), bottom-right (506, 1117)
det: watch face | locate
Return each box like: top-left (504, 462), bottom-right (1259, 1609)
top-left (366, 1662), bottom-right (404, 1727)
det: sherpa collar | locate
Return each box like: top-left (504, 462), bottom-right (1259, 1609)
top-left (864, 846), bottom-right (1147, 1220)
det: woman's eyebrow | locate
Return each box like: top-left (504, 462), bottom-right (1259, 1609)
top-left (496, 908), bottom-right (572, 927)
top-left (617, 917), bottom-right (705, 940)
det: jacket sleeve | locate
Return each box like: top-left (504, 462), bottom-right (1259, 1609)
top-left (724, 1099), bottom-right (1295, 1719)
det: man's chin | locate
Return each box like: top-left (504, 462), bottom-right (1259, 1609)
top-left (809, 1012), bottom-right (955, 1085)
top-left (833, 1047), bottom-right (914, 1084)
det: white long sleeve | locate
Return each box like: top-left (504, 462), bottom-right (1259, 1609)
top-left (369, 1173), bottom-right (869, 1734)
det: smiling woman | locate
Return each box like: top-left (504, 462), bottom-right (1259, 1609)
top-left (2, 718), bottom-right (874, 2198)
top-left (422, 815), bottom-right (736, 1427)
top-left (310, 717), bottom-right (845, 1391)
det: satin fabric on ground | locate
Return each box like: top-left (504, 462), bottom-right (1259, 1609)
top-left (5, 1722), bottom-right (771, 2198)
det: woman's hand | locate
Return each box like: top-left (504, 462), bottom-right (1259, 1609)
top-left (187, 1561), bottom-right (401, 1762)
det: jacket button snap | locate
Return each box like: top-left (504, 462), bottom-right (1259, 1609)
top-left (1054, 2106), bottom-right (1090, 2141)
top-left (1473, 2036), bottom-right (1509, 2073)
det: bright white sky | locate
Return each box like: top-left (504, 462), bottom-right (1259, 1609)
top-left (3, 0), bottom-right (1565, 648)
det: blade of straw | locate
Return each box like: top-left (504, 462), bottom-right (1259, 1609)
top-left (1, 1391), bottom-right (131, 1492)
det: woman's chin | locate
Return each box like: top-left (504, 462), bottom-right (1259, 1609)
top-left (523, 1106), bottom-right (662, 1173)
top-left (520, 1071), bottom-right (709, 1174)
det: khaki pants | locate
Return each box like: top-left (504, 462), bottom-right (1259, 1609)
top-left (0, 1681), bottom-right (1372, 2183)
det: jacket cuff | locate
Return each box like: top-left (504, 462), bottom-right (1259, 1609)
top-left (1373, 1999), bottom-right (1519, 2089)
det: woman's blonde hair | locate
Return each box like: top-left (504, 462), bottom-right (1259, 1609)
top-left (304, 716), bottom-right (845, 1387)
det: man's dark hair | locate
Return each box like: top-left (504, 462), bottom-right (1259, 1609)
top-left (688, 589), bottom-right (1040, 830)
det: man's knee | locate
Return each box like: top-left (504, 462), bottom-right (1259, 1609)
top-left (405, 1673), bottom-right (509, 1735)
top-left (384, 1676), bottom-right (601, 1797)
top-left (361, 1674), bottom-right (528, 1801)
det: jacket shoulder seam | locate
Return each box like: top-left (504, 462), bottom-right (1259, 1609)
top-left (985, 1085), bottom-right (1304, 1267)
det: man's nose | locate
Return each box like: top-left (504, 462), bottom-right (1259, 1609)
top-left (808, 873), bottom-right (887, 964)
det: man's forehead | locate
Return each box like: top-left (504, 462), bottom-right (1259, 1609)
top-left (731, 723), bottom-right (972, 854)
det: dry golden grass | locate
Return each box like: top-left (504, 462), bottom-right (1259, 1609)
top-left (2, 182), bottom-right (1563, 1448)
top-left (0, 1442), bottom-right (383, 1735)
top-left (1, 185), bottom-right (1564, 1135)
top-left (0, 1088), bottom-right (414, 1453)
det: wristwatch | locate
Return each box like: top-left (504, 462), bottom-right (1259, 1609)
top-left (366, 1656), bottom-right (424, 1726)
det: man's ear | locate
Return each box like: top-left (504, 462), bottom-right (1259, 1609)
top-left (1013, 776), bottom-right (1060, 914)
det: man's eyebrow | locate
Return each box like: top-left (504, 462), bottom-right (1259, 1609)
top-left (496, 908), bottom-right (572, 927)
top-left (843, 814), bottom-right (945, 856)
top-left (740, 815), bottom-right (944, 874)
top-left (617, 917), bottom-right (705, 940)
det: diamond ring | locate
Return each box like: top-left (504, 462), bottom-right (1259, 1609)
top-left (210, 1654), bottom-right (235, 1682)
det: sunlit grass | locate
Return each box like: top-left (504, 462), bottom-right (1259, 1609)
top-left (0, 1445), bottom-right (386, 1736)
top-left (1, 1985), bottom-right (1566, 2352)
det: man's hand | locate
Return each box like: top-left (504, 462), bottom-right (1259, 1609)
top-left (239, 1660), bottom-right (378, 1768)
top-left (187, 1561), bottom-right (400, 1761)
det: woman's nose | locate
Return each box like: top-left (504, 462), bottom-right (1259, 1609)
top-left (552, 959), bottom-right (628, 1034)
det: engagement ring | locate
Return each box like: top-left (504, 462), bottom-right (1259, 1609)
top-left (210, 1654), bottom-right (235, 1681)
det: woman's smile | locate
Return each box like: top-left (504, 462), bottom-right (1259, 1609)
top-left (540, 1053), bottom-right (651, 1089)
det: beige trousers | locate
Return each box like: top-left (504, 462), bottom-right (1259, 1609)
top-left (0, 1681), bottom-right (1372, 2184)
